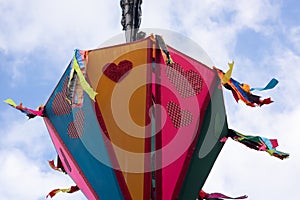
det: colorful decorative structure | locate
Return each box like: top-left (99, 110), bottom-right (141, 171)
top-left (5, 34), bottom-right (288, 200)
top-left (42, 35), bottom-right (230, 199)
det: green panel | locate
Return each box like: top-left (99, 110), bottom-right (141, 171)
top-left (178, 81), bottom-right (228, 200)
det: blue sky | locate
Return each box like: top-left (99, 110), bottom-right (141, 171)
top-left (1, 0), bottom-right (300, 199)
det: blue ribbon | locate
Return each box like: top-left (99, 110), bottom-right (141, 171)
top-left (250, 78), bottom-right (279, 91)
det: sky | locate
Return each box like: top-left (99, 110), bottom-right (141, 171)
top-left (0, 0), bottom-right (300, 199)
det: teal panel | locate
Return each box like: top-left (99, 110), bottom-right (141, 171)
top-left (45, 65), bottom-right (124, 200)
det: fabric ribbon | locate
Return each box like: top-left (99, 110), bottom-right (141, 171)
top-left (250, 78), bottom-right (279, 91)
top-left (4, 98), bottom-right (44, 119)
top-left (46, 185), bottom-right (79, 198)
top-left (221, 129), bottom-right (289, 160)
top-left (199, 190), bottom-right (248, 199)
top-left (48, 156), bottom-right (66, 173)
top-left (67, 50), bottom-right (97, 103)
top-left (222, 61), bottom-right (234, 84)
top-left (155, 35), bottom-right (174, 64)
top-left (213, 67), bottom-right (275, 107)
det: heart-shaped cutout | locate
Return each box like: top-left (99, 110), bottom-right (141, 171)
top-left (68, 109), bottom-right (84, 138)
top-left (103, 60), bottom-right (133, 82)
top-left (52, 78), bottom-right (72, 116)
top-left (167, 101), bottom-right (193, 128)
top-left (166, 62), bottom-right (203, 98)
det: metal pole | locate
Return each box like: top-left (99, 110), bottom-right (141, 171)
top-left (120, 0), bottom-right (142, 43)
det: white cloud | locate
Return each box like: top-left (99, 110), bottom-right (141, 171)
top-left (0, 148), bottom-right (86, 200)
top-left (267, 49), bottom-right (300, 109)
top-left (232, 0), bottom-right (280, 32)
top-left (7, 58), bottom-right (26, 88)
top-left (141, 0), bottom-right (281, 67)
top-left (204, 39), bottom-right (300, 199)
top-left (0, 0), bottom-right (121, 53)
top-left (0, 110), bottom-right (86, 200)
top-left (288, 26), bottom-right (300, 53)
top-left (0, 0), bottom-right (123, 87)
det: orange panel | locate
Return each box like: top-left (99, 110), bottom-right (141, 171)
top-left (86, 37), bottom-right (153, 200)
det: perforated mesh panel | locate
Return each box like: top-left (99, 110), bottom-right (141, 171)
top-left (167, 101), bottom-right (193, 128)
top-left (52, 78), bottom-right (72, 116)
top-left (50, 76), bottom-right (86, 139)
top-left (166, 62), bottom-right (203, 98)
top-left (67, 109), bottom-right (85, 138)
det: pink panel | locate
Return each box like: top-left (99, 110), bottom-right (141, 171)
top-left (156, 47), bottom-right (216, 199)
top-left (44, 118), bottom-right (98, 200)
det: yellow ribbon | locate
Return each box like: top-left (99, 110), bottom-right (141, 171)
top-left (71, 55), bottom-right (98, 101)
top-left (4, 98), bottom-right (17, 107)
top-left (222, 61), bottom-right (234, 84)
